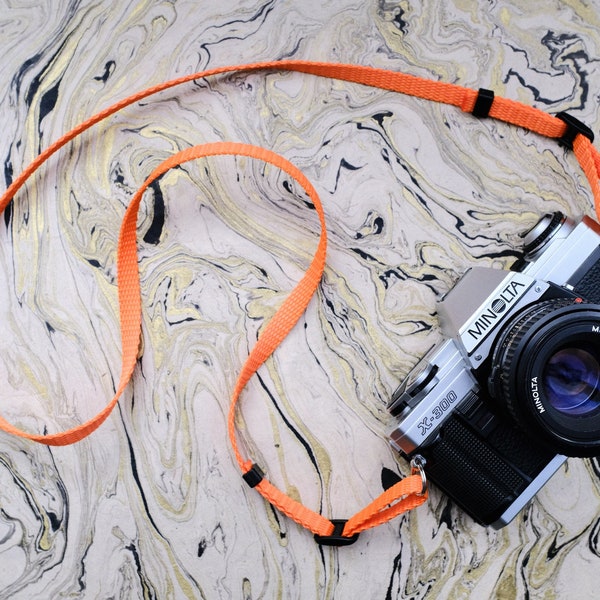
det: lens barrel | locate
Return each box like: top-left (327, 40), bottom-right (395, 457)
top-left (490, 299), bottom-right (600, 457)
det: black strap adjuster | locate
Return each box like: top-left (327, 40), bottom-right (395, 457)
top-left (314, 519), bottom-right (360, 546)
top-left (556, 111), bottom-right (595, 149)
top-left (472, 88), bottom-right (495, 118)
top-left (242, 464), bottom-right (264, 488)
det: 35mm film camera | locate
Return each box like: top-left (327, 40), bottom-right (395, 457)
top-left (389, 213), bottom-right (600, 527)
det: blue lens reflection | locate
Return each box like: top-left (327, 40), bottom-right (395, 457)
top-left (543, 347), bottom-right (600, 416)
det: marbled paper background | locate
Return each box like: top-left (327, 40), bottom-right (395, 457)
top-left (1, 0), bottom-right (600, 598)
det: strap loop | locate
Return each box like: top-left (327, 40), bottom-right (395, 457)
top-left (314, 520), bottom-right (360, 546)
top-left (472, 88), bottom-right (495, 118)
top-left (556, 111), bottom-right (595, 149)
top-left (242, 464), bottom-right (265, 488)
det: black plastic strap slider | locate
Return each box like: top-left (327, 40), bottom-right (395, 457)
top-left (314, 519), bottom-right (360, 546)
top-left (472, 88), bottom-right (495, 118)
top-left (242, 464), bottom-right (264, 488)
top-left (556, 111), bottom-right (595, 149)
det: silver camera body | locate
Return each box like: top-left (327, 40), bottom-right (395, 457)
top-left (389, 213), bottom-right (600, 528)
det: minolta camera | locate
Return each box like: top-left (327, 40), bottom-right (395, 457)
top-left (388, 212), bottom-right (600, 528)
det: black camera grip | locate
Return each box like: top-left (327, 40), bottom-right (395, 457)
top-left (421, 413), bottom-right (555, 525)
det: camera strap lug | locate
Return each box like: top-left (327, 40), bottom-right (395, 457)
top-left (411, 455), bottom-right (428, 496)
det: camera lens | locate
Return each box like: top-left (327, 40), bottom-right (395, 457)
top-left (543, 345), bottom-right (600, 415)
top-left (490, 298), bottom-right (600, 457)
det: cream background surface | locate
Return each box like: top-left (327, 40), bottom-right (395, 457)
top-left (1, 1), bottom-right (600, 598)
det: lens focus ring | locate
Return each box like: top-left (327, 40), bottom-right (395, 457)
top-left (493, 299), bottom-right (575, 415)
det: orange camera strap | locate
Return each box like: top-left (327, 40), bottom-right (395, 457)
top-left (1, 60), bottom-right (599, 544)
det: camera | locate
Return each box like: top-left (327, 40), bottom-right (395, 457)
top-left (388, 212), bottom-right (600, 528)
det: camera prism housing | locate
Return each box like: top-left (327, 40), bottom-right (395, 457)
top-left (388, 212), bottom-right (600, 528)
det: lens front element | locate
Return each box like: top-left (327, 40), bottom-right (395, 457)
top-left (543, 345), bottom-right (600, 416)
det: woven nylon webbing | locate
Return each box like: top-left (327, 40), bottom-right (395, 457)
top-left (1, 60), bottom-right (599, 541)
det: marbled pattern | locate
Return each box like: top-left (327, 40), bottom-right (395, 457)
top-left (1, 0), bottom-right (600, 598)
